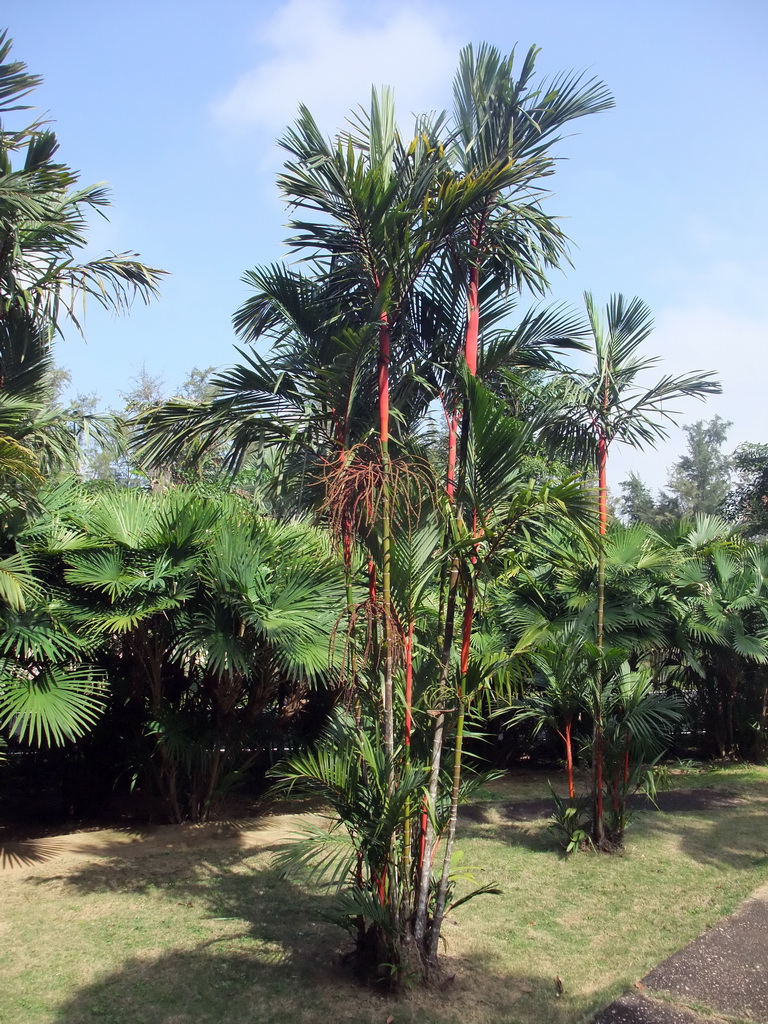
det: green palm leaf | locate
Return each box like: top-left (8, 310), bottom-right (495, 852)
top-left (0, 665), bottom-right (106, 746)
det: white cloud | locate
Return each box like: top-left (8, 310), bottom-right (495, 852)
top-left (212, 0), bottom-right (459, 137)
top-left (610, 303), bottom-right (768, 494)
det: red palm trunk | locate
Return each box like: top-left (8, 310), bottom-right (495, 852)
top-left (376, 303), bottom-right (394, 777)
top-left (564, 719), bottom-right (575, 799)
top-left (460, 585), bottom-right (474, 677)
top-left (378, 315), bottom-right (390, 448)
top-left (466, 264), bottom-right (479, 375)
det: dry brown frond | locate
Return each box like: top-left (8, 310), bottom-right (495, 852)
top-left (320, 443), bottom-right (438, 545)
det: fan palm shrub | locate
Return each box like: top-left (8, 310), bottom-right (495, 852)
top-left (20, 484), bottom-right (346, 821)
top-left (507, 625), bottom-right (593, 798)
top-left (667, 516), bottom-right (768, 757)
top-left (598, 660), bottom-right (684, 843)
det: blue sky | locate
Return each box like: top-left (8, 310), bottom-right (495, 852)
top-left (4, 0), bottom-right (767, 493)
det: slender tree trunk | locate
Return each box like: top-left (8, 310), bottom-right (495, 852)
top-left (403, 618), bottom-right (414, 883)
top-left (427, 583), bottom-right (472, 965)
top-left (415, 385), bottom-right (472, 946)
top-left (378, 312), bottom-right (394, 778)
top-left (597, 436), bottom-right (609, 537)
top-left (446, 409), bottom-right (458, 500)
top-left (413, 560), bottom-right (459, 944)
top-left (424, 252), bottom-right (481, 965)
top-left (593, 435), bottom-right (608, 846)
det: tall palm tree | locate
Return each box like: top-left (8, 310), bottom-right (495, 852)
top-left (0, 36), bottom-right (160, 489)
top-left (135, 50), bottom-right (613, 977)
top-left (450, 42), bottom-right (614, 370)
top-left (540, 293), bottom-right (721, 844)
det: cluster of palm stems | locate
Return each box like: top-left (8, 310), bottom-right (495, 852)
top-left (537, 297), bottom-right (721, 844)
top-left (139, 43), bottom-right (617, 981)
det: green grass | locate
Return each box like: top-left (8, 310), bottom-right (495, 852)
top-left (2, 764), bottom-right (767, 1024)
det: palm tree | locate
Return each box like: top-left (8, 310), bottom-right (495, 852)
top-left (450, 42), bottom-right (613, 367)
top-left (508, 626), bottom-right (591, 798)
top-left (404, 55), bottom-right (609, 938)
top-left (542, 293), bottom-right (721, 539)
top-left (0, 31), bottom-right (162, 331)
top-left (134, 49), bottom-right (613, 978)
top-left (0, 33), bottom-right (164, 754)
top-left (598, 657), bottom-right (684, 843)
top-left (540, 292), bottom-right (720, 845)
top-left (0, 34), bottom-right (162, 490)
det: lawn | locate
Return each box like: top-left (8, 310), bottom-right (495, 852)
top-left (2, 764), bottom-right (767, 1024)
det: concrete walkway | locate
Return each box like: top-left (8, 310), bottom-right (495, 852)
top-left (593, 882), bottom-right (768, 1023)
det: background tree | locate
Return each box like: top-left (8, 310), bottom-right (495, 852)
top-left (618, 472), bottom-right (683, 530)
top-left (723, 442), bottom-right (768, 538)
top-left (619, 472), bottom-right (660, 526)
top-left (666, 416), bottom-right (732, 516)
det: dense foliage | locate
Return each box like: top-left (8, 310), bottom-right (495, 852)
top-left (2, 28), bottom-right (767, 994)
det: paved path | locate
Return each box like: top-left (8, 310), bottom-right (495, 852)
top-left (593, 882), bottom-right (768, 1024)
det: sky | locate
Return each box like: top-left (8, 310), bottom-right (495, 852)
top-left (4, 0), bottom-right (767, 494)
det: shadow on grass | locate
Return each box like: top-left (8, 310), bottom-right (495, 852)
top-left (45, 922), bottom-right (612, 1024)
top-left (465, 820), bottom-right (559, 854)
top-left (31, 837), bottom-right (614, 1024)
top-left (22, 780), bottom-right (768, 1024)
top-left (0, 838), bottom-right (69, 868)
top-left (48, 944), bottom-right (363, 1024)
top-left (637, 800), bottom-right (768, 873)
top-left (46, 854), bottom-right (380, 1022)
top-left (460, 780), bottom-right (768, 867)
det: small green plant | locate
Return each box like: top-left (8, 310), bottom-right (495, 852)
top-left (547, 786), bottom-right (593, 854)
top-left (671, 758), bottom-right (704, 773)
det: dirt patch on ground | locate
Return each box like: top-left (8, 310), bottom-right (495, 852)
top-left (0, 811), bottom-right (326, 875)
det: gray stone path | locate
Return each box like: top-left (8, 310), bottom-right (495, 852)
top-left (593, 882), bottom-right (768, 1024)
